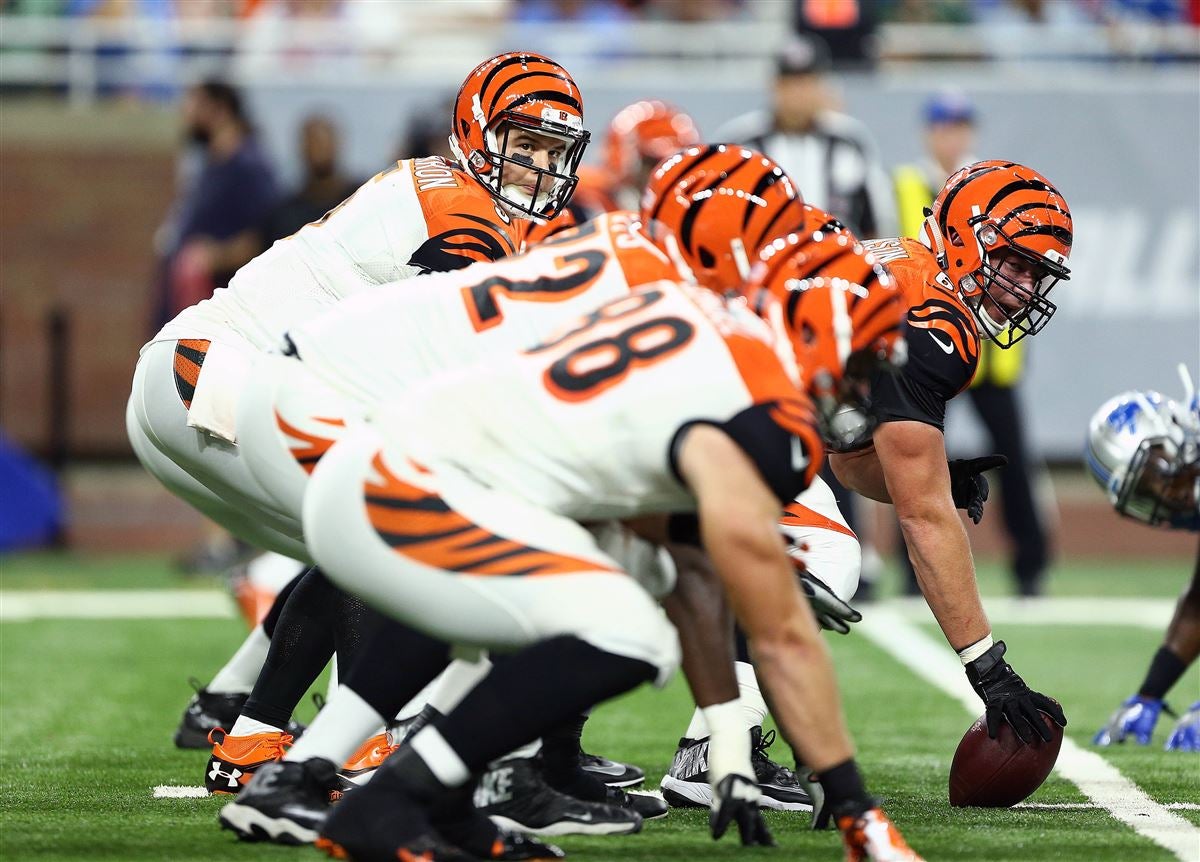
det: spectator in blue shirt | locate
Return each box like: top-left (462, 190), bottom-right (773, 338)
top-left (154, 80), bottom-right (278, 330)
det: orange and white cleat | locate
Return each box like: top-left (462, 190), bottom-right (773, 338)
top-left (204, 728), bottom-right (293, 795)
top-left (333, 731), bottom-right (399, 797)
top-left (838, 807), bottom-right (924, 862)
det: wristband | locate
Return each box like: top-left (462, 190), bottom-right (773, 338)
top-left (957, 634), bottom-right (994, 666)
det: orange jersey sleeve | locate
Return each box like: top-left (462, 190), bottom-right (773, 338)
top-left (409, 162), bottom-right (527, 273)
top-left (862, 237), bottom-right (981, 432)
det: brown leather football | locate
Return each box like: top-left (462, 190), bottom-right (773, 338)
top-left (948, 711), bottom-right (1063, 807)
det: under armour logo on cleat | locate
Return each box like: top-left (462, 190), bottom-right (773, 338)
top-left (209, 761), bottom-right (244, 789)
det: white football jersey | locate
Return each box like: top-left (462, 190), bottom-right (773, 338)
top-left (284, 211), bottom-right (679, 407)
top-left (383, 281), bottom-right (824, 522)
top-left (150, 157), bottom-right (527, 351)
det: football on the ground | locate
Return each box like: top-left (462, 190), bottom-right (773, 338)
top-left (948, 711), bottom-right (1063, 807)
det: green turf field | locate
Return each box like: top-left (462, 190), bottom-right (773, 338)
top-left (1, 553), bottom-right (1197, 861)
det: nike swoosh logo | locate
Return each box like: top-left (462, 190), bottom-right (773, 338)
top-left (928, 331), bottom-right (955, 354)
top-left (585, 762), bottom-right (626, 776)
top-left (791, 436), bottom-right (809, 472)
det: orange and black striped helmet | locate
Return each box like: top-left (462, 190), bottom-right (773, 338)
top-left (604, 101), bottom-right (700, 189)
top-left (924, 159), bottom-right (1072, 348)
top-left (639, 144), bottom-right (805, 294)
top-left (747, 205), bottom-right (906, 450)
top-left (450, 52), bottom-right (590, 221)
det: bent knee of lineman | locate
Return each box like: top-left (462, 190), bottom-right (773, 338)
top-left (785, 526), bottom-right (861, 603)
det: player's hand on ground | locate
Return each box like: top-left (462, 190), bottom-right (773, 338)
top-left (964, 640), bottom-right (1067, 743)
top-left (947, 455), bottom-right (1007, 524)
top-left (710, 774), bottom-right (775, 847)
top-left (1092, 694), bottom-right (1165, 746)
top-left (798, 570), bottom-right (862, 634)
top-left (1165, 700), bottom-right (1200, 751)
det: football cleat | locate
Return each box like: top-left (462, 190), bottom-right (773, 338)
top-left (659, 727), bottom-right (812, 811)
top-left (431, 787), bottom-right (566, 861)
top-left (838, 806), bottom-right (924, 862)
top-left (336, 731), bottom-right (399, 793)
top-left (608, 786), bottom-right (668, 821)
top-left (204, 728), bottom-right (293, 795)
top-left (1165, 700), bottom-right (1200, 752)
top-left (174, 677), bottom-right (304, 749)
top-left (579, 751), bottom-right (644, 788)
top-left (218, 757), bottom-right (339, 844)
top-left (1093, 695), bottom-right (1167, 746)
top-left (475, 756), bottom-right (642, 836)
top-left (317, 774), bottom-right (481, 862)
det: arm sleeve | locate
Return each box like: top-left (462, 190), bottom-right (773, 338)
top-left (407, 207), bottom-right (522, 274)
top-left (872, 299), bottom-right (978, 431)
top-left (670, 398), bottom-right (824, 506)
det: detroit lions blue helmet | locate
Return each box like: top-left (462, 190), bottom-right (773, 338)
top-left (1086, 374), bottom-right (1200, 530)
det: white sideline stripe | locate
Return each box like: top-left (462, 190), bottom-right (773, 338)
top-left (1017, 803), bottom-right (1200, 811)
top-left (152, 785), bottom-right (209, 798)
top-left (859, 608), bottom-right (1200, 862)
top-left (0, 590), bottom-right (236, 621)
top-left (886, 596), bottom-right (1175, 630)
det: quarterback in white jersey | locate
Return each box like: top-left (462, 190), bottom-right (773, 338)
top-left (126, 51), bottom-right (588, 559)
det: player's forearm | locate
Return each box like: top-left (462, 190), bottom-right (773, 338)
top-left (661, 544), bottom-right (739, 709)
top-left (703, 517), bottom-right (853, 772)
top-left (897, 506), bottom-right (991, 650)
top-left (830, 447), bottom-right (892, 503)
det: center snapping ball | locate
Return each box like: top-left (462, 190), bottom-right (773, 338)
top-left (948, 711), bottom-right (1062, 807)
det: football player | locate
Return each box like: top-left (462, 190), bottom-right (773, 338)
top-left (829, 160), bottom-right (1071, 752)
top-left (212, 148), bottom-right (810, 842)
top-left (1089, 367), bottom-right (1200, 751)
top-left (643, 161), bottom-right (870, 812)
top-left (293, 224), bottom-right (920, 861)
top-left (141, 51), bottom-right (589, 752)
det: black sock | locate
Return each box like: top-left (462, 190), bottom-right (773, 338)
top-left (436, 636), bottom-right (655, 774)
top-left (259, 567), bottom-right (308, 639)
top-left (341, 619), bottom-right (452, 720)
top-left (819, 758), bottom-right (873, 818)
top-left (332, 592), bottom-right (384, 670)
top-left (1137, 647), bottom-right (1188, 701)
top-left (734, 626), bottom-right (752, 664)
top-left (242, 568), bottom-right (337, 727)
top-left (540, 713), bottom-right (587, 785)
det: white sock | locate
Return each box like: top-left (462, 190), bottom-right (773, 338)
top-left (285, 686), bottom-right (385, 766)
top-left (685, 705), bottom-right (712, 740)
top-left (207, 626), bottom-right (270, 695)
top-left (426, 656), bottom-right (493, 713)
top-left (326, 656), bottom-right (338, 697)
top-left (735, 661), bottom-right (769, 728)
top-left (229, 715), bottom-right (282, 737)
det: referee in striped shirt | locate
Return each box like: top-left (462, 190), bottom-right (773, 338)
top-left (715, 35), bottom-right (896, 240)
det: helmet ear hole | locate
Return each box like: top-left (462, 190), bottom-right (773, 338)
top-left (947, 226), bottom-right (965, 247)
top-left (698, 247), bottom-right (716, 268)
top-left (459, 118), bottom-right (471, 139)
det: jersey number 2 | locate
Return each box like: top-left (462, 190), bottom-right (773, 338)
top-left (462, 249), bottom-right (607, 332)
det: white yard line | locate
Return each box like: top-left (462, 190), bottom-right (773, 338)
top-left (1017, 803), bottom-right (1200, 811)
top-left (153, 785), bottom-right (209, 799)
top-left (858, 607), bottom-right (1200, 862)
top-left (0, 590), bottom-right (235, 621)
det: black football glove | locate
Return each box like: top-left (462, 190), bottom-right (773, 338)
top-left (964, 640), bottom-right (1068, 743)
top-left (948, 455), bottom-right (1008, 524)
top-left (710, 774), bottom-right (776, 847)
top-left (799, 570), bottom-right (862, 635)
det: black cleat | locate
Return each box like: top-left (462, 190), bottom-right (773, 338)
top-left (546, 758), bottom-right (666, 823)
top-left (174, 677), bottom-right (305, 749)
top-left (749, 726), bottom-right (811, 810)
top-left (431, 787), bottom-right (565, 861)
top-left (218, 758), bottom-right (339, 844)
top-left (659, 727), bottom-right (812, 812)
top-left (579, 751), bottom-right (645, 788)
top-left (318, 777), bottom-right (481, 862)
top-left (475, 757), bottom-right (641, 837)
